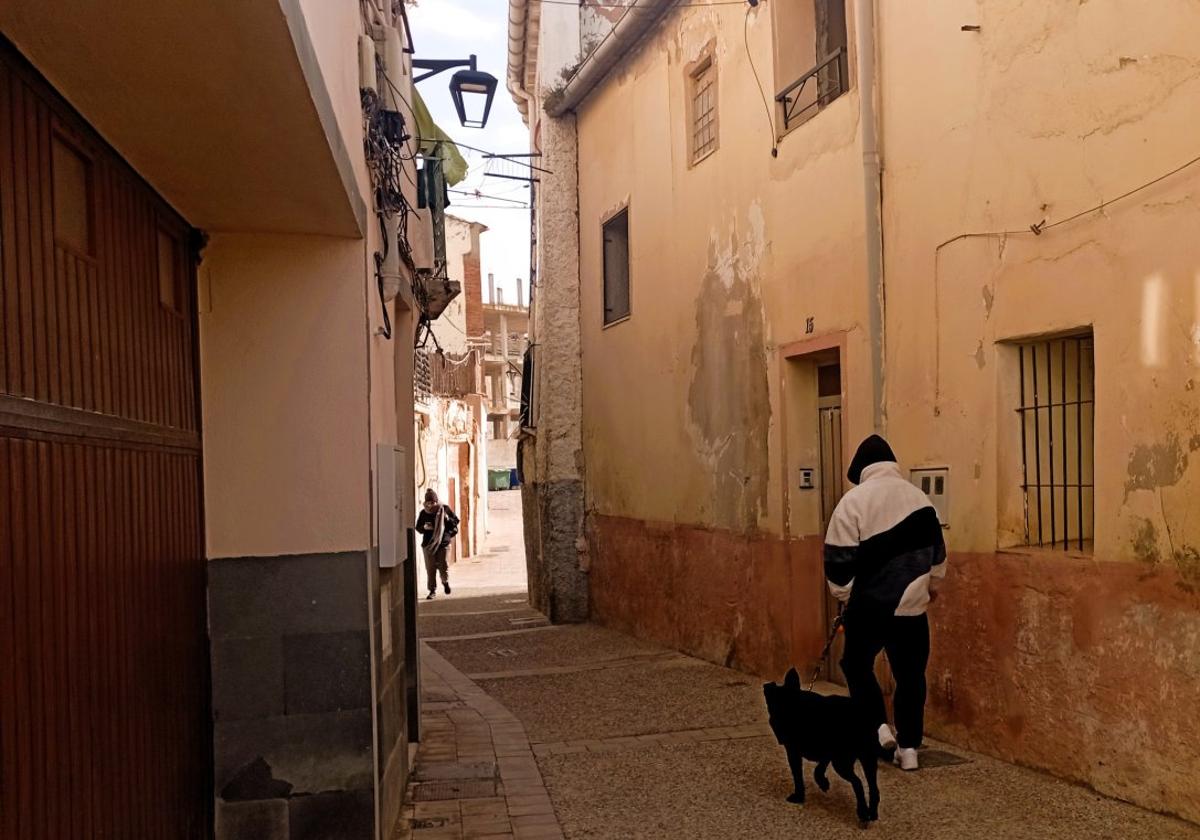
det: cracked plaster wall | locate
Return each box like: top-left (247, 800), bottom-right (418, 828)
top-left (877, 1), bottom-right (1200, 821)
top-left (880, 0), bottom-right (1200, 575)
top-left (561, 0), bottom-right (1200, 822)
top-left (575, 3), bottom-right (869, 536)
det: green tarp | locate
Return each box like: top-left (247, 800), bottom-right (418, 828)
top-left (412, 88), bottom-right (468, 187)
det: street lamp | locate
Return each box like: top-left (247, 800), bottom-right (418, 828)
top-left (412, 54), bottom-right (497, 129)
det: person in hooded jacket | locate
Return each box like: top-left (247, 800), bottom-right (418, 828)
top-left (417, 488), bottom-right (459, 599)
top-left (823, 435), bottom-right (947, 771)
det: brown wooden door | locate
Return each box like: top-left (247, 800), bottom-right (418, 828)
top-left (0, 39), bottom-right (211, 839)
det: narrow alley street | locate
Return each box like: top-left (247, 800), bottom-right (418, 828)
top-left (397, 492), bottom-right (1200, 840)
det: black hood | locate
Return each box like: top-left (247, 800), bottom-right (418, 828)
top-left (847, 434), bottom-right (897, 484)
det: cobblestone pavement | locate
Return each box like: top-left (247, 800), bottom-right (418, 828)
top-left (397, 491), bottom-right (1200, 839)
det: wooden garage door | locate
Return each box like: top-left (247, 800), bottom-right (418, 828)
top-left (0, 40), bottom-right (210, 839)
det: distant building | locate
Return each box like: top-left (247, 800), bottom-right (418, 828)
top-left (416, 216), bottom-right (491, 559)
top-left (480, 274), bottom-right (530, 461)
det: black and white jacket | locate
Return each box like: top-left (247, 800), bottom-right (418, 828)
top-left (823, 462), bottom-right (947, 617)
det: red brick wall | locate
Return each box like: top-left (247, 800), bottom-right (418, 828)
top-left (464, 249), bottom-right (484, 339)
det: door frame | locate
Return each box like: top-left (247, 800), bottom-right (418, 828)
top-left (778, 332), bottom-right (850, 541)
top-left (778, 332), bottom-right (850, 682)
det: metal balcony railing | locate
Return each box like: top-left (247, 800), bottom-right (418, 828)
top-left (775, 48), bottom-right (847, 131)
top-left (483, 333), bottom-right (529, 358)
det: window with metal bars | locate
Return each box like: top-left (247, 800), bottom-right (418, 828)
top-left (689, 57), bottom-right (718, 164)
top-left (1016, 333), bottom-right (1095, 551)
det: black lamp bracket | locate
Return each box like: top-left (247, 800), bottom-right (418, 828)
top-left (412, 55), bottom-right (477, 84)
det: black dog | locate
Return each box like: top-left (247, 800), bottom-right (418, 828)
top-left (762, 668), bottom-right (880, 825)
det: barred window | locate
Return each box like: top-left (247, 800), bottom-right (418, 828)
top-left (689, 57), bottom-right (718, 164)
top-left (1016, 333), bottom-right (1095, 550)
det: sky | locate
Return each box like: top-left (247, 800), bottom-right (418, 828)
top-left (406, 0), bottom-right (532, 306)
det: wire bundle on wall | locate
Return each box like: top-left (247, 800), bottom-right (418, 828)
top-left (360, 2), bottom-right (424, 341)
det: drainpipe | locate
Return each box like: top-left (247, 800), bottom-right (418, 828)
top-left (856, 0), bottom-right (886, 433)
top-left (507, 0), bottom-right (534, 121)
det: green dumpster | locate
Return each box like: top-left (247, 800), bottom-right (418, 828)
top-left (488, 469), bottom-right (511, 491)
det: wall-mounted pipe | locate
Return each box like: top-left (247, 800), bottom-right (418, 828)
top-left (856, 0), bottom-right (886, 433)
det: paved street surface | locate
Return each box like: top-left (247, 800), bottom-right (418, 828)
top-left (396, 490), bottom-right (1200, 839)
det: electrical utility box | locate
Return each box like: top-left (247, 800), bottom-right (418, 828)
top-left (910, 467), bottom-right (949, 527)
top-left (376, 443), bottom-right (411, 568)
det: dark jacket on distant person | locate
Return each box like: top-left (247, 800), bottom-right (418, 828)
top-left (417, 505), bottom-right (459, 548)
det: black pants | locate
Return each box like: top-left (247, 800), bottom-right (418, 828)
top-left (840, 612), bottom-right (930, 749)
top-left (423, 543), bottom-right (448, 592)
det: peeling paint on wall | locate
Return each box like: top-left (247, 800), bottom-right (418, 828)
top-left (1124, 432), bottom-right (1200, 496)
top-left (686, 208), bottom-right (771, 534)
top-left (1132, 517), bottom-right (1160, 565)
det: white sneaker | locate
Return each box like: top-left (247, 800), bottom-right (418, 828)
top-left (895, 747), bottom-right (919, 771)
top-left (877, 724), bottom-right (897, 750)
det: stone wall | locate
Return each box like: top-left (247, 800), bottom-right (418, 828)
top-left (522, 105), bottom-right (589, 623)
top-left (209, 552), bottom-right (376, 839)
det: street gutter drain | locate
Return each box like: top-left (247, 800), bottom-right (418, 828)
top-left (412, 780), bottom-right (497, 801)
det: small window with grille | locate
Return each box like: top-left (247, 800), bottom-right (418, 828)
top-left (1016, 332), bottom-right (1095, 551)
top-left (688, 54), bottom-right (718, 165)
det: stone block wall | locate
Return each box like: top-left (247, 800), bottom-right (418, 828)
top-left (209, 552), bottom-right (375, 839)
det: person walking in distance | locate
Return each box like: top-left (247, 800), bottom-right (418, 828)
top-left (823, 435), bottom-right (947, 771)
top-left (417, 488), bottom-right (459, 599)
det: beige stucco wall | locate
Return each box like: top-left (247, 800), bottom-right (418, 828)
top-left (567, 0), bottom-right (1200, 822)
top-left (200, 0), bottom-right (421, 560)
top-left (576, 0), bottom-right (1200, 562)
top-left (200, 233), bottom-right (371, 558)
top-left (576, 3), bottom-right (870, 537)
top-left (879, 0), bottom-right (1200, 563)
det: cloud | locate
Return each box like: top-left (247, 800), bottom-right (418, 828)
top-left (407, 0), bottom-right (498, 43)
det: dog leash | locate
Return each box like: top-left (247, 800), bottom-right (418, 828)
top-left (806, 608), bottom-right (845, 690)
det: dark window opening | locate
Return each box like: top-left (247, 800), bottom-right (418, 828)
top-left (602, 208), bottom-right (630, 325)
top-left (817, 362), bottom-right (841, 398)
top-left (773, 0), bottom-right (849, 132)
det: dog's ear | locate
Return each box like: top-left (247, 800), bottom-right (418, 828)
top-left (784, 668), bottom-right (800, 689)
